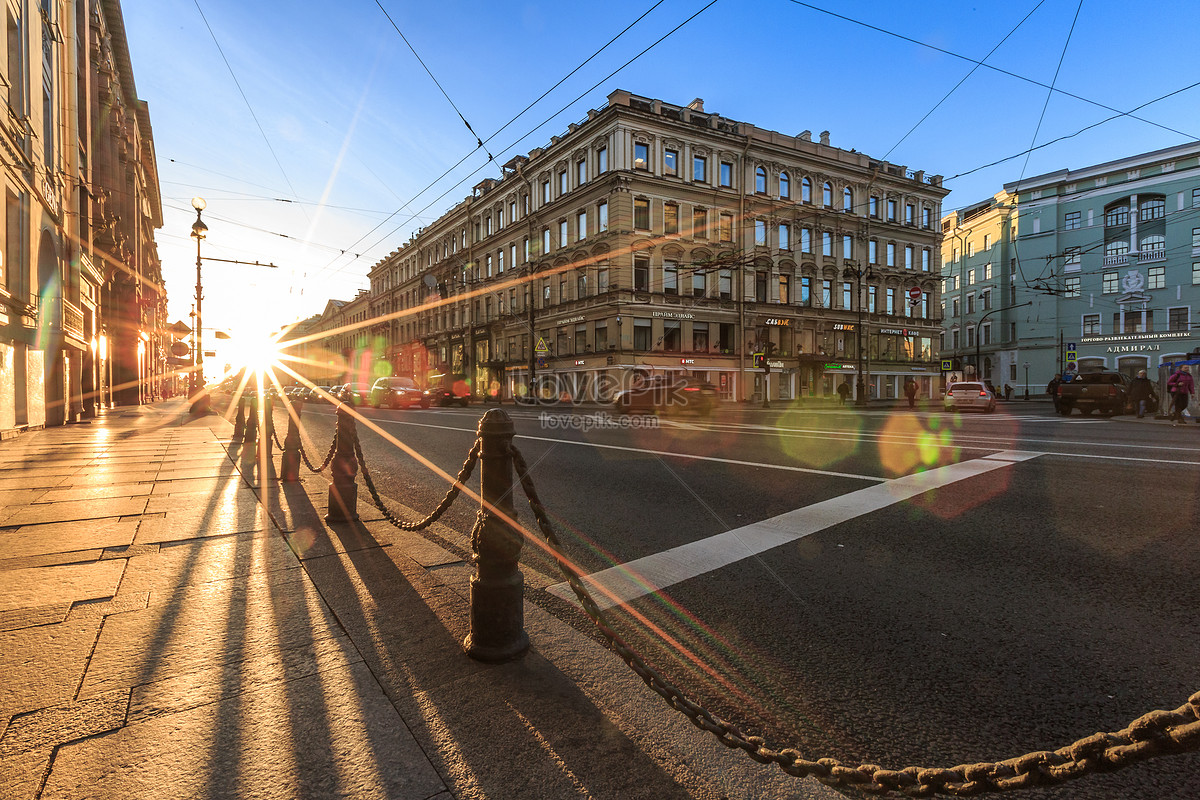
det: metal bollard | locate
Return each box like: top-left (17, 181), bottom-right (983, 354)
top-left (281, 400), bottom-right (303, 482)
top-left (261, 395), bottom-right (274, 464)
top-left (231, 396), bottom-right (246, 442)
top-left (324, 403), bottom-right (359, 522)
top-left (465, 409), bottom-right (529, 662)
top-left (241, 394), bottom-right (260, 464)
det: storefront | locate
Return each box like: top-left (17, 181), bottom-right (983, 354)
top-left (1078, 331), bottom-right (1197, 377)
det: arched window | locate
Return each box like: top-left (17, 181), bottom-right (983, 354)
top-left (1140, 234), bottom-right (1165, 251)
top-left (801, 177), bottom-right (812, 203)
top-left (1104, 202), bottom-right (1129, 227)
top-left (755, 166), bottom-right (767, 193)
top-left (822, 182), bottom-right (833, 207)
top-left (1139, 197), bottom-right (1165, 222)
top-left (779, 172), bottom-right (790, 199)
top-left (843, 187), bottom-right (853, 212)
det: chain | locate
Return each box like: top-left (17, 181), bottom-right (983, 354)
top-left (298, 431), bottom-right (337, 473)
top-left (353, 429), bottom-right (481, 531)
top-left (509, 443), bottom-right (1200, 795)
top-left (269, 408), bottom-right (285, 451)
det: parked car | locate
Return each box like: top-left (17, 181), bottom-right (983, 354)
top-left (943, 381), bottom-right (996, 413)
top-left (369, 376), bottom-right (430, 409)
top-left (1056, 370), bottom-right (1130, 416)
top-left (426, 374), bottom-right (471, 407)
top-left (614, 376), bottom-right (720, 417)
top-left (337, 382), bottom-right (371, 407)
top-left (305, 386), bottom-right (335, 403)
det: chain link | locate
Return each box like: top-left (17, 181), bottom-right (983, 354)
top-left (297, 431), bottom-right (337, 473)
top-left (352, 427), bottom-right (481, 531)
top-left (508, 443), bottom-right (1200, 795)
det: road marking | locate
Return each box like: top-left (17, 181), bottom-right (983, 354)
top-left (546, 450), bottom-right (1043, 611)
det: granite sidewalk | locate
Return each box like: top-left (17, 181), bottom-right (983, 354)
top-left (0, 398), bottom-right (840, 800)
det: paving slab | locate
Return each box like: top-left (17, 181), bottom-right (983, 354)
top-left (0, 497), bottom-right (148, 527)
top-left (54, 469), bottom-right (158, 487)
top-left (0, 618), bottom-right (102, 718)
top-left (116, 530), bottom-right (300, 597)
top-left (0, 474), bottom-right (64, 491)
top-left (133, 503), bottom-right (271, 544)
top-left (0, 603), bottom-right (70, 632)
top-left (0, 518), bottom-right (139, 561)
top-left (0, 560), bottom-right (125, 613)
top-left (35, 483), bottom-right (154, 503)
top-left (0, 688), bottom-right (130, 757)
top-left (46, 661), bottom-right (446, 800)
top-left (0, 488), bottom-right (48, 507)
top-left (0, 745), bottom-right (53, 800)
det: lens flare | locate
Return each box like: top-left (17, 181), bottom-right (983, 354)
top-left (774, 407), bottom-right (863, 468)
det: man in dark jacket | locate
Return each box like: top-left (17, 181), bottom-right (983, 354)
top-left (1047, 376), bottom-right (1061, 413)
top-left (1128, 369), bottom-right (1157, 418)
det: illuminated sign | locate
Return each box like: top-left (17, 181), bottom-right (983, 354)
top-left (824, 363), bottom-right (854, 370)
top-left (832, 323), bottom-right (855, 331)
top-left (652, 311), bottom-right (695, 319)
top-left (680, 358), bottom-right (695, 365)
top-left (574, 360), bottom-right (586, 366)
top-left (764, 317), bottom-right (792, 326)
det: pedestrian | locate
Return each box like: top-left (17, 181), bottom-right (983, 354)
top-left (1166, 365), bottom-right (1195, 426)
top-left (1047, 375), bottom-right (1061, 413)
top-left (837, 379), bottom-right (851, 405)
top-left (1003, 383), bottom-right (1013, 401)
top-left (1128, 369), bottom-right (1157, 419)
top-left (904, 378), bottom-right (918, 409)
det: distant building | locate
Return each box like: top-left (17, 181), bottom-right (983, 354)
top-left (355, 89), bottom-right (947, 404)
top-left (942, 143), bottom-right (1200, 395)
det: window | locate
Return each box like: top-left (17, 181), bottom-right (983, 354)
top-left (801, 177), bottom-right (812, 203)
top-left (498, 249), bottom-right (504, 273)
top-left (559, 219), bottom-right (568, 247)
top-left (1194, 262), bottom-right (1200, 285)
top-left (577, 159), bottom-right (587, 186)
top-left (720, 269), bottom-right (732, 300)
top-left (967, 241), bottom-right (975, 258)
top-left (1065, 211), bottom-right (1081, 230)
top-left (1105, 204), bottom-right (1129, 226)
top-left (755, 219), bottom-right (767, 246)
top-left (822, 182), bottom-right (833, 207)
top-left (1193, 227), bottom-right (1200, 249)
top-left (869, 196), bottom-right (879, 218)
top-left (755, 166), bottom-right (766, 193)
top-left (663, 261), bottom-right (678, 295)
top-left (1064, 247), bottom-right (1081, 271)
top-left (509, 244), bottom-right (516, 270)
top-left (886, 287), bottom-right (896, 314)
top-left (822, 231), bottom-right (832, 256)
top-left (634, 142), bottom-right (649, 170)
top-left (822, 279), bottom-right (832, 308)
top-left (778, 224), bottom-right (789, 250)
top-left (597, 268), bottom-right (609, 293)
top-left (842, 282), bottom-right (852, 309)
top-left (984, 262), bottom-right (993, 280)
top-left (692, 322), bottom-right (709, 351)
top-left (577, 272), bottom-right (587, 298)
top-left (843, 187), bottom-right (853, 212)
top-left (905, 203), bottom-right (915, 225)
top-left (524, 237), bottom-right (530, 263)
top-left (922, 207), bottom-right (931, 229)
top-left (634, 319), bottom-right (651, 350)
top-left (843, 235), bottom-right (852, 259)
top-left (1141, 234), bottom-right (1165, 252)
top-left (577, 210), bottom-right (587, 240)
top-left (868, 285), bottom-right (877, 312)
top-left (1169, 307), bottom-right (1189, 331)
top-left (1140, 197), bottom-right (1165, 222)
top-left (779, 172), bottom-right (790, 199)
top-left (720, 162), bottom-right (732, 187)
top-left (922, 249), bottom-right (931, 272)
top-left (719, 213), bottom-right (733, 242)
top-left (967, 294), bottom-right (975, 314)
top-left (1194, 188), bottom-right (1200, 208)
top-left (801, 228), bottom-right (812, 253)
top-left (755, 271), bottom-right (768, 302)
top-left (598, 201), bottom-right (608, 232)
top-left (800, 276), bottom-right (811, 305)
top-left (598, 146), bottom-right (608, 173)
top-left (1064, 276), bottom-right (1080, 297)
top-left (665, 203), bottom-right (679, 235)
top-left (967, 268), bottom-right (975, 285)
top-left (1148, 265), bottom-right (1165, 289)
top-left (693, 155), bottom-right (706, 182)
top-left (1083, 314), bottom-right (1100, 335)
top-left (905, 245), bottom-right (913, 270)
top-left (1103, 271), bottom-right (1118, 293)
top-left (634, 258), bottom-right (650, 291)
top-left (664, 149), bottom-right (678, 177)
top-left (778, 275), bottom-right (790, 304)
top-left (559, 170), bottom-right (568, 195)
top-left (887, 199), bottom-right (897, 221)
top-left (693, 270), bottom-right (706, 297)
top-left (542, 180), bottom-right (551, 204)
top-left (886, 242), bottom-right (895, 266)
top-left (981, 289), bottom-right (991, 309)
top-left (484, 216), bottom-right (492, 237)
top-left (694, 208), bottom-right (707, 239)
top-left (485, 255), bottom-right (493, 277)
top-left (634, 197), bottom-right (650, 230)
top-left (542, 228), bottom-right (551, 254)
top-left (869, 239), bottom-right (877, 264)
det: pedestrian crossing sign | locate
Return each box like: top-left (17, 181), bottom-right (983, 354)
top-left (535, 337), bottom-right (550, 355)
top-left (941, 359), bottom-right (953, 371)
top-left (1066, 351), bottom-right (1077, 363)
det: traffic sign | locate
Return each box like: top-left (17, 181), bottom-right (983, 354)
top-left (941, 358), bottom-right (953, 371)
top-left (1066, 352), bottom-right (1077, 363)
top-left (535, 337), bottom-right (550, 355)
top-left (1066, 342), bottom-right (1076, 352)
top-left (908, 286), bottom-right (922, 302)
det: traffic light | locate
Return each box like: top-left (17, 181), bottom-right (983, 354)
top-left (752, 352), bottom-right (765, 369)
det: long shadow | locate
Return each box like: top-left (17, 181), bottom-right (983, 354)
top-left (244, 429), bottom-right (702, 798)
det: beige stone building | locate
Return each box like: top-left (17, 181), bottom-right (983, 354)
top-left (359, 89), bottom-right (947, 403)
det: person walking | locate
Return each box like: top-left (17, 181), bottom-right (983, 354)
top-left (904, 378), bottom-right (918, 409)
top-left (836, 379), bottom-right (851, 405)
top-left (1128, 369), bottom-right (1157, 419)
top-left (1047, 375), bottom-right (1062, 414)
top-left (1166, 365), bottom-right (1195, 426)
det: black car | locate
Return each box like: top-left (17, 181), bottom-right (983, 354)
top-left (426, 374), bottom-right (471, 407)
top-left (369, 376), bottom-right (429, 409)
top-left (614, 376), bottom-right (719, 417)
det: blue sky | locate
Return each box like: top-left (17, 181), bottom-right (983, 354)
top-left (121, 0), bottom-right (1200, 360)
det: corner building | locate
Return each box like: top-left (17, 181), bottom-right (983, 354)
top-left (368, 90), bottom-right (948, 403)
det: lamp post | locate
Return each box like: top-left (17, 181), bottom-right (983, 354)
top-left (190, 197), bottom-right (209, 415)
top-left (1024, 361), bottom-right (1030, 401)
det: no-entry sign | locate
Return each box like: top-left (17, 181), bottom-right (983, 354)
top-left (908, 286), bottom-right (922, 302)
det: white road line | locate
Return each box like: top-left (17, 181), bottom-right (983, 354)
top-left (546, 450), bottom-right (1044, 611)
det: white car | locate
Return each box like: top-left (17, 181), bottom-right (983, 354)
top-left (943, 381), bottom-right (996, 413)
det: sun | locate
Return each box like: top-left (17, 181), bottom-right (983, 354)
top-left (227, 330), bottom-right (285, 375)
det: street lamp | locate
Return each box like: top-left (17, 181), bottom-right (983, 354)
top-left (190, 197), bottom-right (209, 414)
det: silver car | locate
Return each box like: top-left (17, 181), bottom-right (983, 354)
top-left (943, 381), bottom-right (996, 413)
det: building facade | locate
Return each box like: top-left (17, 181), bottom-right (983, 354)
top-left (943, 143), bottom-right (1200, 395)
top-left (1, 0), bottom-right (162, 438)
top-left (356, 90), bottom-right (947, 404)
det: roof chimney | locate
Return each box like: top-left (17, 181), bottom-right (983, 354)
top-left (686, 98), bottom-right (705, 112)
top-left (819, 130), bottom-right (830, 146)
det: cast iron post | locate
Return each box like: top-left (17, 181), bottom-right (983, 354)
top-left (241, 394), bottom-right (260, 467)
top-left (231, 396), bottom-right (246, 442)
top-left (281, 400), bottom-right (302, 482)
top-left (325, 403), bottom-right (359, 522)
top-left (465, 409), bottom-right (529, 662)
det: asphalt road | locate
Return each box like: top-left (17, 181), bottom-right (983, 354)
top-left (289, 398), bottom-right (1200, 798)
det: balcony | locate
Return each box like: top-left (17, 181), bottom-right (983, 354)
top-left (1102, 254), bottom-right (1129, 267)
top-left (63, 300), bottom-right (84, 340)
top-left (1137, 249), bottom-right (1166, 264)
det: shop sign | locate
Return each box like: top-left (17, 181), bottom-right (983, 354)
top-left (1105, 344), bottom-right (1161, 353)
top-left (556, 315), bottom-right (585, 326)
top-left (1081, 331), bottom-right (1190, 344)
top-left (473, 327), bottom-right (488, 336)
top-left (878, 328), bottom-right (905, 335)
top-left (574, 360), bottom-right (586, 366)
top-left (824, 363), bottom-right (854, 370)
top-left (652, 311), bottom-right (695, 319)
top-left (679, 358), bottom-right (695, 365)
top-left (764, 317), bottom-right (792, 326)
top-left (832, 323), bottom-right (855, 331)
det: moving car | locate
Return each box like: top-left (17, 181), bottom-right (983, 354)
top-left (337, 382), bottom-right (371, 407)
top-left (369, 376), bottom-right (430, 409)
top-left (943, 381), bottom-right (996, 413)
top-left (1055, 370), bottom-right (1130, 416)
top-left (614, 376), bottom-right (720, 417)
top-left (426, 374), bottom-right (471, 407)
